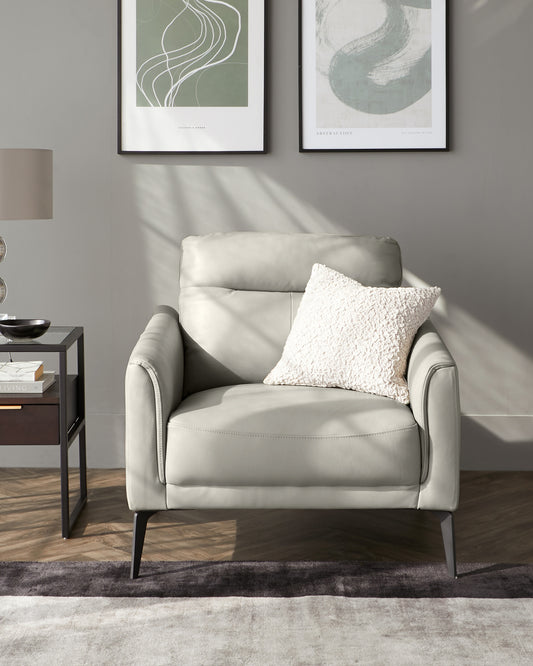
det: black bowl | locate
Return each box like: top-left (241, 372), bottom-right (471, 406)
top-left (0, 319), bottom-right (51, 340)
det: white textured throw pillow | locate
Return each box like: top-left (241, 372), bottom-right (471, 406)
top-left (264, 264), bottom-right (441, 404)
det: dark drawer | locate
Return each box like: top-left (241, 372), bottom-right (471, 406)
top-left (0, 404), bottom-right (60, 445)
top-left (0, 376), bottom-right (78, 446)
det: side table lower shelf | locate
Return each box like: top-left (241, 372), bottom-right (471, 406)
top-left (0, 375), bottom-right (87, 538)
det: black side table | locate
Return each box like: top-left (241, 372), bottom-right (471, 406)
top-left (0, 326), bottom-right (87, 537)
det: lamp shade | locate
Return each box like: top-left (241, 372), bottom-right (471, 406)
top-left (0, 149), bottom-right (53, 220)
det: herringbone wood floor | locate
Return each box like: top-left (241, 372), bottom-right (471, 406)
top-left (0, 468), bottom-right (532, 563)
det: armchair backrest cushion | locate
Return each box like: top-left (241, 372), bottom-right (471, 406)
top-left (179, 232), bottom-right (402, 395)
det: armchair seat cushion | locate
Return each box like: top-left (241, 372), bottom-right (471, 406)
top-left (165, 384), bottom-right (421, 488)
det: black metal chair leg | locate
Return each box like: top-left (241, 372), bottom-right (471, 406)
top-left (131, 511), bottom-right (156, 579)
top-left (436, 511), bottom-right (457, 579)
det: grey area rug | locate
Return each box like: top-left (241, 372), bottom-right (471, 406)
top-left (1, 560), bottom-right (532, 597)
top-left (2, 595), bottom-right (533, 666)
top-left (1, 562), bottom-right (533, 665)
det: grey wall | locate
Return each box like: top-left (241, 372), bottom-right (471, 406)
top-left (0, 0), bottom-right (532, 469)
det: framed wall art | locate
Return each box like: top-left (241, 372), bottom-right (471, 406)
top-left (119, 0), bottom-right (266, 154)
top-left (299, 0), bottom-right (447, 151)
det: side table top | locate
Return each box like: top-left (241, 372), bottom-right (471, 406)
top-left (0, 326), bottom-right (83, 351)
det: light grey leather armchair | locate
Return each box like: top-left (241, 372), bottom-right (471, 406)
top-left (125, 233), bottom-right (460, 578)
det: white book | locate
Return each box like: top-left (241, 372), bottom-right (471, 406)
top-left (0, 360), bottom-right (44, 382)
top-left (0, 372), bottom-right (55, 393)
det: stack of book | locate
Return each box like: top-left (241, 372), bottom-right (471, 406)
top-left (0, 360), bottom-right (55, 393)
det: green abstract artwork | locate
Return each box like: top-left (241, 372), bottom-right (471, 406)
top-left (136, 0), bottom-right (248, 107)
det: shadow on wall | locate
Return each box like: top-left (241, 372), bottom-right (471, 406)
top-left (461, 417), bottom-right (533, 470)
top-left (405, 270), bottom-right (533, 469)
top-left (132, 164), bottom-right (344, 305)
top-left (467, 0), bottom-right (532, 45)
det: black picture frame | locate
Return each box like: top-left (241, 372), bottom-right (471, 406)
top-left (299, 0), bottom-right (448, 152)
top-left (118, 0), bottom-right (267, 154)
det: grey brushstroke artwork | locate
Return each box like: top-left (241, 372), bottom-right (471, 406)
top-left (316, 0), bottom-right (432, 127)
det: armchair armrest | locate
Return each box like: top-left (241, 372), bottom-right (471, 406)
top-left (407, 320), bottom-right (461, 511)
top-left (125, 306), bottom-right (184, 511)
